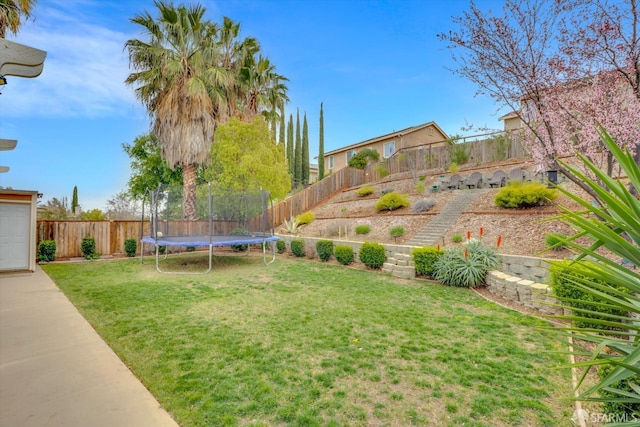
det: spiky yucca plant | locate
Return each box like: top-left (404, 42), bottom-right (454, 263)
top-left (549, 128), bottom-right (640, 421)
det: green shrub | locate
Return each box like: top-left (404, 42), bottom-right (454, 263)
top-left (494, 181), bottom-right (558, 208)
top-left (411, 246), bottom-right (443, 278)
top-left (230, 228), bottom-right (249, 252)
top-left (348, 148), bottom-right (380, 169)
top-left (412, 199), bottom-right (436, 213)
top-left (389, 226), bottom-right (405, 239)
top-left (276, 239), bottom-right (286, 254)
top-left (446, 135), bottom-right (471, 165)
top-left (375, 192), bottom-right (409, 211)
top-left (334, 245), bottom-right (354, 265)
top-left (81, 237), bottom-right (99, 260)
top-left (354, 224), bottom-right (371, 235)
top-left (359, 242), bottom-right (386, 269)
top-left (597, 364), bottom-right (640, 419)
top-left (356, 185), bottom-right (374, 197)
top-left (550, 261), bottom-right (631, 330)
top-left (433, 241), bottom-right (498, 287)
top-left (545, 233), bottom-right (567, 251)
top-left (37, 240), bottom-right (56, 262)
top-left (290, 238), bottom-right (305, 257)
top-left (447, 162), bottom-right (460, 173)
top-left (451, 233), bottom-right (463, 243)
top-left (375, 164), bottom-right (389, 178)
top-left (316, 240), bottom-right (334, 262)
top-left (295, 211), bottom-right (315, 225)
top-left (416, 181), bottom-right (425, 194)
top-left (124, 238), bottom-right (137, 257)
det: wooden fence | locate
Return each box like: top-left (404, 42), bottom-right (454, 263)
top-left (37, 218), bottom-right (276, 259)
top-left (268, 166), bottom-right (366, 225)
top-left (364, 135), bottom-right (529, 181)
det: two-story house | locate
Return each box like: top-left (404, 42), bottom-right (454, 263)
top-left (323, 121), bottom-right (448, 173)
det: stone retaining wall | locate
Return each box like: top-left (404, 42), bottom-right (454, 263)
top-left (498, 254), bottom-right (552, 283)
top-left (485, 270), bottom-right (562, 315)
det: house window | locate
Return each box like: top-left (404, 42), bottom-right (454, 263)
top-left (346, 149), bottom-right (357, 162)
top-left (523, 100), bottom-right (536, 122)
top-left (383, 141), bottom-right (395, 158)
top-left (328, 155), bottom-right (334, 169)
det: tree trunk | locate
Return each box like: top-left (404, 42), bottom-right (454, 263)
top-left (551, 159), bottom-right (600, 201)
top-left (182, 163), bottom-right (197, 221)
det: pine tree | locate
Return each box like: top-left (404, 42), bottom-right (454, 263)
top-left (71, 186), bottom-right (79, 214)
top-left (318, 102), bottom-right (325, 180)
top-left (294, 109), bottom-right (302, 186)
top-left (287, 114), bottom-right (294, 177)
top-left (302, 112), bottom-right (309, 185)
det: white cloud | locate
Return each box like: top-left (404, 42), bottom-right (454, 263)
top-left (3, 2), bottom-right (142, 119)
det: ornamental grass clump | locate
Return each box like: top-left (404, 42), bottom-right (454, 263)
top-left (375, 192), bottom-right (409, 211)
top-left (433, 241), bottom-right (498, 287)
top-left (389, 226), bottom-right (405, 240)
top-left (354, 224), bottom-right (371, 235)
top-left (545, 233), bottom-right (567, 251)
top-left (412, 198), bottom-right (436, 213)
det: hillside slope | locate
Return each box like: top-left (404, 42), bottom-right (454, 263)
top-left (292, 159), bottom-right (600, 260)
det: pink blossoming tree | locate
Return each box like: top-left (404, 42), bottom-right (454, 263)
top-left (439, 0), bottom-right (640, 197)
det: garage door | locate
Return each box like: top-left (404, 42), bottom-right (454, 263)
top-left (0, 203), bottom-right (31, 271)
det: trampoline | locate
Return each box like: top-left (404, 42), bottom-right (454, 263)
top-left (140, 184), bottom-right (280, 273)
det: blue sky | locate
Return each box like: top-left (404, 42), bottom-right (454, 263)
top-left (0, 0), bottom-right (508, 211)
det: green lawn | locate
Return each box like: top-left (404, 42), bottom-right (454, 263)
top-left (42, 254), bottom-right (573, 426)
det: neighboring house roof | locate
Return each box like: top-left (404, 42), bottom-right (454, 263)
top-left (498, 111), bottom-right (519, 121)
top-left (324, 121), bottom-right (448, 156)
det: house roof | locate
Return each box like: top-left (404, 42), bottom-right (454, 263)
top-left (324, 121), bottom-right (448, 156)
top-left (498, 111), bottom-right (519, 121)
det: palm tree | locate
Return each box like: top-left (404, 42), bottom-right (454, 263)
top-left (217, 16), bottom-right (259, 121)
top-left (0, 0), bottom-right (36, 38)
top-left (125, 0), bottom-right (231, 220)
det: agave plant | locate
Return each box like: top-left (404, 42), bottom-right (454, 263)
top-left (280, 217), bottom-right (301, 234)
top-left (549, 128), bottom-right (640, 420)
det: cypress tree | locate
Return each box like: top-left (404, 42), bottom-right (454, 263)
top-left (318, 102), bottom-right (325, 180)
top-left (302, 112), bottom-right (309, 185)
top-left (71, 186), bottom-right (79, 214)
top-left (294, 109), bottom-right (302, 186)
top-left (287, 114), bottom-right (294, 177)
